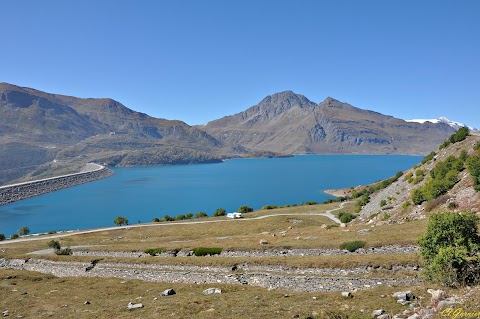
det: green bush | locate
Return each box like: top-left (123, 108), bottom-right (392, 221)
top-left (192, 247), bottom-right (223, 256)
top-left (305, 201), bottom-right (318, 205)
top-left (262, 205), bottom-right (278, 210)
top-left (48, 240), bottom-right (61, 250)
top-left (163, 215), bottom-right (174, 222)
top-left (47, 230), bottom-right (57, 234)
top-left (175, 214), bottom-right (187, 221)
top-left (194, 212), bottom-right (208, 219)
top-left (340, 241), bottom-right (366, 252)
top-left (421, 151), bottom-right (436, 164)
top-left (238, 206), bottom-right (253, 214)
top-left (185, 212), bottom-right (193, 219)
top-left (449, 127), bottom-right (469, 144)
top-left (152, 217), bottom-right (160, 222)
top-left (213, 208), bottom-right (226, 216)
top-left (144, 248), bottom-right (166, 256)
top-left (11, 234), bottom-right (19, 239)
top-left (466, 153), bottom-right (480, 191)
top-left (18, 226), bottom-right (30, 236)
top-left (338, 212), bottom-right (357, 223)
top-left (380, 199), bottom-right (387, 207)
top-left (55, 247), bottom-right (72, 256)
top-left (0, 233), bottom-right (5, 241)
top-left (418, 211), bottom-right (480, 287)
top-left (114, 216), bottom-right (129, 226)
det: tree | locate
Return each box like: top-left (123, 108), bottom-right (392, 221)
top-left (152, 217), bottom-right (160, 222)
top-left (238, 206), bottom-right (253, 214)
top-left (418, 211), bottom-right (480, 287)
top-left (185, 212), bottom-right (193, 219)
top-left (18, 226), bottom-right (30, 236)
top-left (11, 234), bottom-right (19, 239)
top-left (163, 215), bottom-right (174, 222)
top-left (0, 234), bottom-right (5, 241)
top-left (114, 216), bottom-right (129, 226)
top-left (213, 208), bottom-right (226, 217)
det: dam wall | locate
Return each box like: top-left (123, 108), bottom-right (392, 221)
top-left (0, 164), bottom-right (113, 205)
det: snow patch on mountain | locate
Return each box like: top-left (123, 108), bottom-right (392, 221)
top-left (407, 117), bottom-right (477, 131)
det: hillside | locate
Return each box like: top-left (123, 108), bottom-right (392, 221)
top-left (346, 131), bottom-right (480, 225)
top-left (203, 91), bottom-right (456, 155)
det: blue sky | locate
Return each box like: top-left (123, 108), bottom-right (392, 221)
top-left (2, 1), bottom-right (479, 128)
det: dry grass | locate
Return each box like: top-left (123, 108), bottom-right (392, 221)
top-left (2, 203), bottom-right (427, 258)
top-left (0, 269), bottom-right (445, 319)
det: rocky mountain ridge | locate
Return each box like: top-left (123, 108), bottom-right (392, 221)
top-left (202, 91), bottom-right (457, 155)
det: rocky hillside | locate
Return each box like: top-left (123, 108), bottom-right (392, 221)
top-left (353, 131), bottom-right (480, 225)
top-left (203, 91), bottom-right (457, 155)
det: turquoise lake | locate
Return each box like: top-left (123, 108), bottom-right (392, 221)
top-left (0, 155), bottom-right (422, 236)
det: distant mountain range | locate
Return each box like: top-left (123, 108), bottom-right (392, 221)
top-left (0, 83), bottom-right (465, 184)
top-left (407, 117), bottom-right (477, 131)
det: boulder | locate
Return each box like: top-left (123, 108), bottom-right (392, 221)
top-left (407, 314), bottom-right (420, 319)
top-left (160, 288), bottom-right (176, 296)
top-left (372, 309), bottom-right (385, 317)
top-left (377, 315), bottom-right (391, 319)
top-left (341, 291), bottom-right (353, 298)
top-left (127, 302), bottom-right (143, 309)
top-left (392, 291), bottom-right (414, 301)
top-left (2, 310), bottom-right (8, 317)
top-left (203, 288), bottom-right (222, 295)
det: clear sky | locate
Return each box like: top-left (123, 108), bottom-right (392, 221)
top-left (2, 1), bottom-right (479, 128)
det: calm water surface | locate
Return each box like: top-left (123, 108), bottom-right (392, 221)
top-left (0, 155), bottom-right (422, 236)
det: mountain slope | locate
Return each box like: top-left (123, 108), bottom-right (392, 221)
top-left (203, 91), bottom-right (457, 155)
top-left (0, 83), bottom-right (228, 184)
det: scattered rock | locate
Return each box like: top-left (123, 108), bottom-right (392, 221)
top-left (320, 224), bottom-right (328, 229)
top-left (406, 314), bottom-right (420, 319)
top-left (259, 239), bottom-right (269, 245)
top-left (427, 288), bottom-right (446, 303)
top-left (340, 223), bottom-right (347, 228)
top-left (127, 302), bottom-right (143, 309)
top-left (84, 301), bottom-right (90, 305)
top-left (203, 288), bottom-right (222, 295)
top-left (372, 309), bottom-right (385, 317)
top-left (2, 310), bottom-right (8, 317)
top-left (341, 291), bottom-right (353, 298)
top-left (160, 288), bottom-right (176, 296)
top-left (377, 315), bottom-right (391, 319)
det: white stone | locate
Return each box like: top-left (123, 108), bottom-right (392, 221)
top-left (341, 291), bottom-right (352, 298)
top-left (127, 302), bottom-right (143, 309)
top-left (203, 288), bottom-right (222, 295)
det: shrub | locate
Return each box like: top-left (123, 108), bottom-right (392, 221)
top-left (213, 208), bottom-right (226, 216)
top-left (305, 201), bottom-right (318, 205)
top-left (424, 195), bottom-right (450, 212)
top-left (152, 217), bottom-right (160, 222)
top-left (402, 201), bottom-right (411, 210)
top-left (144, 248), bottom-right (166, 256)
top-left (163, 215), bottom-right (174, 222)
top-left (380, 199), bottom-right (387, 207)
top-left (193, 212), bottom-right (208, 219)
top-left (185, 212), bottom-right (193, 219)
top-left (340, 241), bottom-right (366, 252)
top-left (10, 234), bottom-right (19, 239)
top-left (47, 230), bottom-right (57, 234)
top-left (448, 202), bottom-right (458, 210)
top-left (466, 153), bottom-right (480, 191)
top-left (421, 151), bottom-right (436, 164)
top-left (55, 247), bottom-right (72, 256)
top-left (238, 206), bottom-right (253, 214)
top-left (192, 247), bottom-right (223, 256)
top-left (175, 214), bottom-right (187, 221)
top-left (0, 234), bottom-right (5, 241)
top-left (449, 127), bottom-right (469, 144)
top-left (18, 226), bottom-right (30, 236)
top-left (418, 211), bottom-right (480, 287)
top-left (338, 212), bottom-right (356, 223)
top-left (262, 205), bottom-right (278, 210)
top-left (47, 240), bottom-right (61, 250)
top-left (439, 140), bottom-right (451, 150)
top-left (113, 216), bottom-right (129, 226)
